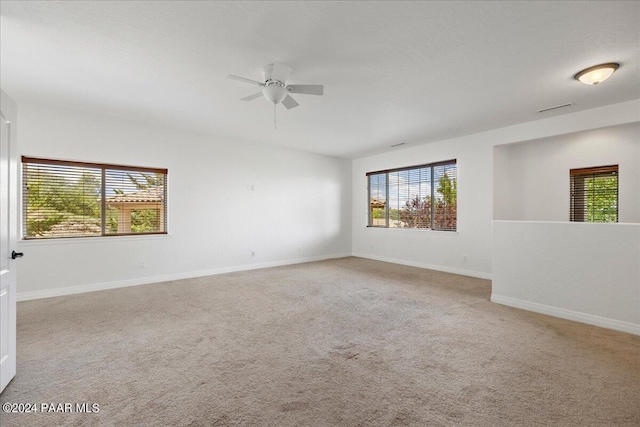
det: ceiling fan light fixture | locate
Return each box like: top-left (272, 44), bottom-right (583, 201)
top-left (227, 63), bottom-right (324, 113)
top-left (574, 63), bottom-right (619, 85)
top-left (262, 83), bottom-right (287, 104)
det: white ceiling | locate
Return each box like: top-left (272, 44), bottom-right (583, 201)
top-left (1, 1), bottom-right (639, 158)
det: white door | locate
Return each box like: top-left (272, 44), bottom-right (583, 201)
top-left (0, 90), bottom-right (18, 393)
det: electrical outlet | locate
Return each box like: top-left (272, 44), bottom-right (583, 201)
top-left (139, 260), bottom-right (146, 268)
top-left (250, 250), bottom-right (256, 257)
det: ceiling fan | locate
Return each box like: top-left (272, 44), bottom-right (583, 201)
top-left (226, 63), bottom-right (324, 110)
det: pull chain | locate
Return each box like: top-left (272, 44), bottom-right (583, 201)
top-left (273, 103), bottom-right (277, 130)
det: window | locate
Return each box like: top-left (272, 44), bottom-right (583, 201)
top-left (22, 157), bottom-right (167, 239)
top-left (570, 165), bottom-right (618, 222)
top-left (367, 160), bottom-right (457, 231)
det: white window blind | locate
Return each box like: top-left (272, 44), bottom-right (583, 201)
top-left (367, 160), bottom-right (457, 231)
top-left (22, 157), bottom-right (167, 239)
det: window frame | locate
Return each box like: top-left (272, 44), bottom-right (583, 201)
top-left (366, 159), bottom-right (457, 231)
top-left (21, 156), bottom-right (168, 240)
top-left (569, 164), bottom-right (618, 223)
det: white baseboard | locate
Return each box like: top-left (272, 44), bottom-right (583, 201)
top-left (351, 252), bottom-right (492, 280)
top-left (17, 253), bottom-right (352, 302)
top-left (491, 294), bottom-right (640, 336)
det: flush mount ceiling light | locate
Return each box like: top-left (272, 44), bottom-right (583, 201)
top-left (574, 63), bottom-right (620, 85)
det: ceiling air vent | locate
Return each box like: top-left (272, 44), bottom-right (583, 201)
top-left (538, 103), bottom-right (572, 113)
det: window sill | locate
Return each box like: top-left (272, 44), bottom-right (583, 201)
top-left (18, 234), bottom-right (172, 246)
top-left (366, 226), bottom-right (458, 235)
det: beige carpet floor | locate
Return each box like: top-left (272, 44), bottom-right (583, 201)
top-left (0, 257), bottom-right (638, 426)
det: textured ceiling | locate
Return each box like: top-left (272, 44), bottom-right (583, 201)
top-left (1, 1), bottom-right (639, 158)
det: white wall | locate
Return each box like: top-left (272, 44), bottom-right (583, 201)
top-left (352, 136), bottom-right (493, 278)
top-left (492, 221), bottom-right (640, 335)
top-left (494, 122), bottom-right (640, 222)
top-left (16, 102), bottom-right (352, 299)
top-left (352, 99), bottom-right (640, 279)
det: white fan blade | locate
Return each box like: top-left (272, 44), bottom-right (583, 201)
top-left (287, 84), bottom-right (323, 95)
top-left (226, 74), bottom-right (265, 87)
top-left (271, 63), bottom-right (293, 83)
top-left (240, 92), bottom-right (263, 101)
top-left (282, 95), bottom-right (299, 110)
